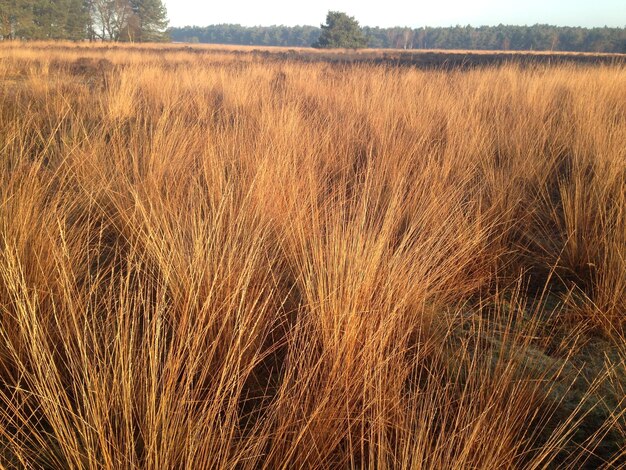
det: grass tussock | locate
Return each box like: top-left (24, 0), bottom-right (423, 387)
top-left (0, 42), bottom-right (625, 468)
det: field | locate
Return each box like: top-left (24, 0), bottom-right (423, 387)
top-left (0, 42), bottom-right (625, 468)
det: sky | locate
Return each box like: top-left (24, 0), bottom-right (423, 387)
top-left (165, 0), bottom-right (626, 29)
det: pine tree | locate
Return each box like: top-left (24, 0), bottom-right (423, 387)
top-left (313, 11), bottom-right (367, 49)
top-left (32, 0), bottom-right (68, 39)
top-left (64, 0), bottom-right (91, 40)
top-left (2, 0), bottom-right (90, 40)
top-left (0, 0), bottom-right (35, 39)
top-left (123, 0), bottom-right (167, 42)
top-left (0, 0), bottom-right (19, 38)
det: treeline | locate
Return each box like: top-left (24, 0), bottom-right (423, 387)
top-left (170, 24), bottom-right (626, 53)
top-left (0, 0), bottom-right (168, 41)
top-left (171, 24), bottom-right (320, 48)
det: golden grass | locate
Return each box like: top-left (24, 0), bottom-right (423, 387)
top-left (0, 42), bottom-right (624, 468)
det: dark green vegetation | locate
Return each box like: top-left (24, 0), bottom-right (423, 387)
top-left (0, 0), bottom-right (168, 41)
top-left (171, 23), bottom-right (626, 53)
top-left (313, 11), bottom-right (368, 49)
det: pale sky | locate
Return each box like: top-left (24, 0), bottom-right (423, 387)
top-left (165, 0), bottom-right (626, 28)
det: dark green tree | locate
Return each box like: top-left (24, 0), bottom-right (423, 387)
top-left (1, 0), bottom-right (91, 40)
top-left (64, 0), bottom-right (91, 39)
top-left (0, 0), bottom-right (30, 38)
top-left (313, 11), bottom-right (367, 49)
top-left (38, 0), bottom-right (91, 39)
top-left (123, 0), bottom-right (168, 41)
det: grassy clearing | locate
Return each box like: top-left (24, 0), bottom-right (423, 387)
top-left (0, 42), bottom-right (624, 468)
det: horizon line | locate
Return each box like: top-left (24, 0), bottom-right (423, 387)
top-left (168, 22), bottom-right (626, 30)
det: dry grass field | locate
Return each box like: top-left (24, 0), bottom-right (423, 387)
top-left (0, 42), bottom-right (625, 468)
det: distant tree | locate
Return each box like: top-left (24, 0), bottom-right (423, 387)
top-left (64, 0), bottom-right (91, 40)
top-left (0, 0), bottom-right (30, 39)
top-left (122, 0), bottom-right (168, 41)
top-left (89, 0), bottom-right (166, 41)
top-left (313, 11), bottom-right (367, 49)
top-left (90, 0), bottom-right (131, 40)
top-left (0, 0), bottom-right (90, 40)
